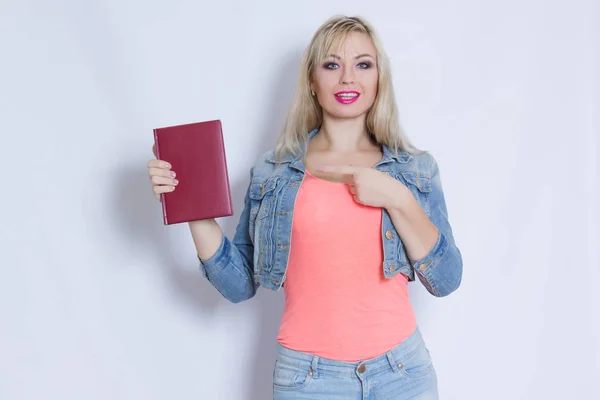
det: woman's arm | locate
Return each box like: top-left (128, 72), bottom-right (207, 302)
top-left (193, 168), bottom-right (258, 303)
top-left (386, 156), bottom-right (463, 297)
top-left (316, 155), bottom-right (463, 297)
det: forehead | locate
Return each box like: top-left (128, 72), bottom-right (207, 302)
top-left (326, 31), bottom-right (376, 58)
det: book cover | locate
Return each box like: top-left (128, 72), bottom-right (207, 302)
top-left (153, 119), bottom-right (233, 225)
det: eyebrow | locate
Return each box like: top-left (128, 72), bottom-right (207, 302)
top-left (327, 53), bottom-right (375, 60)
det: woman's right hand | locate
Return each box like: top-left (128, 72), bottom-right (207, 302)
top-left (148, 144), bottom-right (220, 260)
top-left (148, 144), bottom-right (179, 202)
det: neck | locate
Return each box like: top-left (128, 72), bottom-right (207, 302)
top-left (315, 115), bottom-right (375, 152)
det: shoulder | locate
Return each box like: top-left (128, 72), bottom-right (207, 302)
top-left (415, 151), bottom-right (438, 176)
top-left (254, 149), bottom-right (276, 166)
top-left (389, 149), bottom-right (437, 177)
top-left (249, 150), bottom-right (278, 180)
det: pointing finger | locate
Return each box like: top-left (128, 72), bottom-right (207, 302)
top-left (315, 165), bottom-right (359, 175)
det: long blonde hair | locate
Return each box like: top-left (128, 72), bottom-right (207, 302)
top-left (274, 15), bottom-right (422, 161)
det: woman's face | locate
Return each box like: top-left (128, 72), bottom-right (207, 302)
top-left (311, 31), bottom-right (379, 120)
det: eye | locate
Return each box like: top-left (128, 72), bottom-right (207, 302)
top-left (324, 62), bottom-right (339, 70)
top-left (358, 62), bottom-right (372, 69)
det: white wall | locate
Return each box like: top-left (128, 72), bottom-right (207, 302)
top-left (1, 1), bottom-right (598, 399)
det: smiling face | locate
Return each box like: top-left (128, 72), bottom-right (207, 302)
top-left (310, 31), bottom-right (379, 121)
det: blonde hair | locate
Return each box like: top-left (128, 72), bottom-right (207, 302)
top-left (274, 15), bottom-right (423, 161)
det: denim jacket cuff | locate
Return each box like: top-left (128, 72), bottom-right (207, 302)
top-left (410, 229), bottom-right (449, 277)
top-left (198, 232), bottom-right (230, 278)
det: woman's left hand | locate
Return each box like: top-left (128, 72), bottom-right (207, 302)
top-left (316, 165), bottom-right (412, 210)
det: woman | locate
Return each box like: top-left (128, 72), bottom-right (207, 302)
top-left (148, 15), bottom-right (462, 400)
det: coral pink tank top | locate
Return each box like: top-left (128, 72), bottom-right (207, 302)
top-left (276, 170), bottom-right (417, 362)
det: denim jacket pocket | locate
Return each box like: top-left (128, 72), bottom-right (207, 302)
top-left (248, 177), bottom-right (282, 275)
top-left (247, 178), bottom-right (279, 241)
top-left (249, 178), bottom-right (278, 218)
top-left (397, 171), bottom-right (432, 216)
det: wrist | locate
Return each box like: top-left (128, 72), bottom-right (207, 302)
top-left (188, 218), bottom-right (217, 232)
top-left (385, 182), bottom-right (413, 214)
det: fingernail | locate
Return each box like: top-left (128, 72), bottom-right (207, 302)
top-left (316, 166), bottom-right (323, 172)
top-left (173, 179), bottom-right (178, 185)
top-left (165, 163), bottom-right (171, 168)
top-left (170, 171), bottom-right (176, 178)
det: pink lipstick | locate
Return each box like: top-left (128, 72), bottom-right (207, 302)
top-left (334, 91), bottom-right (360, 104)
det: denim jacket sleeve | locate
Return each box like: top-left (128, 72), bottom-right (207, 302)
top-left (197, 168), bottom-right (258, 303)
top-left (410, 155), bottom-right (463, 297)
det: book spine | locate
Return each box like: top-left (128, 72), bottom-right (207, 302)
top-left (153, 129), bottom-right (169, 225)
top-left (217, 120), bottom-right (234, 215)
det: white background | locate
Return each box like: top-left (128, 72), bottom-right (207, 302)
top-left (1, 1), bottom-right (598, 399)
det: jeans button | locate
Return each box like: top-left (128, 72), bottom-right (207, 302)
top-left (358, 364), bottom-right (366, 373)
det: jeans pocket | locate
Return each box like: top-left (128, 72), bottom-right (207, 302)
top-left (272, 360), bottom-right (313, 391)
top-left (397, 344), bottom-right (435, 379)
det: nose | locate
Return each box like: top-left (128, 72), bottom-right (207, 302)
top-left (340, 67), bottom-right (355, 85)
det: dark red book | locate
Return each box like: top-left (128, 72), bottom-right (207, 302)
top-left (153, 120), bottom-right (233, 225)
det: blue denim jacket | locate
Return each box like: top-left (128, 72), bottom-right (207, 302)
top-left (199, 129), bottom-right (463, 303)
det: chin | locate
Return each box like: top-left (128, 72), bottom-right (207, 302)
top-left (324, 105), bottom-right (371, 120)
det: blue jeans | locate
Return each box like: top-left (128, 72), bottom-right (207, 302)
top-left (272, 327), bottom-right (438, 400)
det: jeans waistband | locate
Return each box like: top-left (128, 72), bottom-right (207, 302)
top-left (274, 327), bottom-right (425, 378)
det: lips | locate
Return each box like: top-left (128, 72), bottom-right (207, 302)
top-left (334, 91), bottom-right (360, 104)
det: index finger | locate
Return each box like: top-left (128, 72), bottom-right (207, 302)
top-left (316, 165), bottom-right (358, 175)
top-left (148, 159), bottom-right (172, 169)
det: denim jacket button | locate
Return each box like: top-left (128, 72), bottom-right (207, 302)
top-left (390, 266), bottom-right (395, 273)
top-left (419, 263), bottom-right (428, 271)
top-left (385, 230), bottom-right (394, 240)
